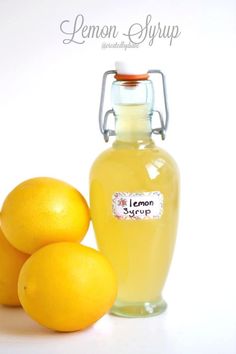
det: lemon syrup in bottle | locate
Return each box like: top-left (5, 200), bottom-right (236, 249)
top-left (90, 62), bottom-right (179, 317)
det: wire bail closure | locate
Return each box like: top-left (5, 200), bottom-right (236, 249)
top-left (98, 69), bottom-right (169, 142)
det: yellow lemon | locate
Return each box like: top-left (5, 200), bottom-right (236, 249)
top-left (1, 177), bottom-right (90, 254)
top-left (18, 242), bottom-right (117, 332)
top-left (0, 227), bottom-right (29, 306)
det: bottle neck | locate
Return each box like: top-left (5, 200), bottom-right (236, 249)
top-left (113, 103), bottom-right (154, 148)
top-left (111, 79), bottom-right (154, 148)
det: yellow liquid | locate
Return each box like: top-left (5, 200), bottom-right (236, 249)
top-left (90, 104), bottom-right (179, 316)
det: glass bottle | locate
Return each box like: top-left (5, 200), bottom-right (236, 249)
top-left (90, 62), bottom-right (179, 317)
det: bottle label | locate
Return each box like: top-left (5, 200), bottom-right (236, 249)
top-left (112, 191), bottom-right (164, 220)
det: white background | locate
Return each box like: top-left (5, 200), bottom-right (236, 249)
top-left (0, 0), bottom-right (236, 353)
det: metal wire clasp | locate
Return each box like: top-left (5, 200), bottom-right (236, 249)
top-left (98, 70), bottom-right (116, 142)
top-left (148, 70), bottom-right (169, 140)
top-left (98, 69), bottom-right (169, 142)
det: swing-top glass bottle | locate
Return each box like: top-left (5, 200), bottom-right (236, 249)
top-left (90, 62), bottom-right (180, 317)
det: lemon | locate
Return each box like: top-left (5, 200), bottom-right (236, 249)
top-left (0, 227), bottom-right (29, 306)
top-left (1, 177), bottom-right (90, 254)
top-left (18, 242), bottom-right (117, 332)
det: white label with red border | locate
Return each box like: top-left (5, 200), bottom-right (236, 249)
top-left (112, 191), bottom-right (164, 220)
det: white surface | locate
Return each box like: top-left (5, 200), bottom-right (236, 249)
top-left (0, 0), bottom-right (236, 353)
top-left (0, 274), bottom-right (236, 354)
top-left (1, 225), bottom-right (236, 354)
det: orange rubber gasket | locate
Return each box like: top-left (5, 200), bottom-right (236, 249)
top-left (114, 73), bottom-right (149, 81)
